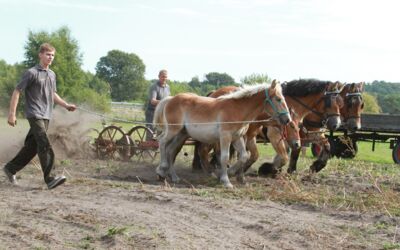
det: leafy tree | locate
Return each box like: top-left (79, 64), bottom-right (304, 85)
top-left (377, 94), bottom-right (400, 114)
top-left (24, 26), bottom-right (84, 97)
top-left (168, 80), bottom-right (192, 95)
top-left (241, 73), bottom-right (271, 85)
top-left (203, 72), bottom-right (236, 88)
top-left (96, 50), bottom-right (146, 101)
top-left (364, 81), bottom-right (400, 114)
top-left (364, 80), bottom-right (400, 95)
top-left (188, 76), bottom-right (201, 89)
top-left (0, 61), bottom-right (26, 115)
top-left (362, 93), bottom-right (381, 114)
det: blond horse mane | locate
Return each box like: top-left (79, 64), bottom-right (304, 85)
top-left (217, 83), bottom-right (276, 100)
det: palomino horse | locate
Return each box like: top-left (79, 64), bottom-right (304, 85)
top-left (258, 79), bottom-right (345, 175)
top-left (191, 86), bottom-right (301, 176)
top-left (285, 82), bottom-right (364, 174)
top-left (153, 80), bottom-right (291, 188)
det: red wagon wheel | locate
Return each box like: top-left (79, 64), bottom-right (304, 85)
top-left (95, 125), bottom-right (131, 161)
top-left (127, 126), bottom-right (159, 162)
top-left (392, 141), bottom-right (400, 164)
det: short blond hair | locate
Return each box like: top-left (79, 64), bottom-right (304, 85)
top-left (39, 43), bottom-right (56, 54)
top-left (158, 69), bottom-right (168, 76)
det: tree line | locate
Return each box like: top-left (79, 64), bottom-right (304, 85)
top-left (0, 26), bottom-right (398, 115)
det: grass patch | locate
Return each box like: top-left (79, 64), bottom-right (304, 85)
top-left (107, 226), bottom-right (129, 237)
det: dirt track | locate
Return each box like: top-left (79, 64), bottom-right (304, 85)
top-left (0, 110), bottom-right (399, 249)
top-left (1, 158), bottom-right (399, 250)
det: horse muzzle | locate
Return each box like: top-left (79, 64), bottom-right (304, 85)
top-left (345, 118), bottom-right (361, 132)
top-left (326, 115), bottom-right (341, 131)
top-left (278, 113), bottom-right (291, 126)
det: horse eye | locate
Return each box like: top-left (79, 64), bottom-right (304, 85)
top-left (275, 97), bottom-right (282, 102)
top-left (361, 103), bottom-right (364, 109)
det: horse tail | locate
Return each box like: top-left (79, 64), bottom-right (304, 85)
top-left (153, 96), bottom-right (173, 132)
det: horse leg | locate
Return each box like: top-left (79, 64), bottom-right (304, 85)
top-left (259, 126), bottom-right (288, 176)
top-left (243, 137), bottom-right (258, 173)
top-left (156, 127), bottom-right (181, 179)
top-left (165, 131), bottom-right (188, 183)
top-left (191, 141), bottom-right (203, 171)
top-left (228, 137), bottom-right (249, 184)
top-left (287, 147), bottom-right (301, 174)
top-left (218, 135), bottom-right (233, 188)
top-left (197, 143), bottom-right (215, 175)
top-left (310, 139), bottom-right (331, 173)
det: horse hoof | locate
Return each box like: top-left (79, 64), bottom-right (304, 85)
top-left (157, 174), bottom-right (166, 181)
top-left (227, 167), bottom-right (237, 177)
top-left (236, 175), bottom-right (245, 184)
top-left (156, 167), bottom-right (167, 178)
top-left (258, 162), bottom-right (278, 178)
top-left (170, 177), bottom-right (181, 183)
top-left (224, 183), bottom-right (234, 189)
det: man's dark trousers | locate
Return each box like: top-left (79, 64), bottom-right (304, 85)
top-left (4, 118), bottom-right (55, 183)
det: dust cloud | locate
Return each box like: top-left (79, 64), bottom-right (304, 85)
top-left (0, 106), bottom-right (101, 164)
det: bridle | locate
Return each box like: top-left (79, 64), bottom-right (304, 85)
top-left (264, 88), bottom-right (289, 117)
top-left (343, 91), bottom-right (363, 120)
top-left (289, 89), bottom-right (342, 128)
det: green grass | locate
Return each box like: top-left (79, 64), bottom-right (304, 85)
top-left (355, 141), bottom-right (394, 164)
top-left (255, 140), bottom-right (397, 165)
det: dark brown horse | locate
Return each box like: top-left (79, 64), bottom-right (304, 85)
top-left (284, 82), bottom-right (364, 174)
top-left (258, 79), bottom-right (345, 175)
top-left (153, 81), bottom-right (291, 188)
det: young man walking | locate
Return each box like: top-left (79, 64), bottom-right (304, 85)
top-left (3, 43), bottom-right (76, 189)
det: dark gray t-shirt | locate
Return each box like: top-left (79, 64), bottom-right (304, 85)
top-left (16, 65), bottom-right (57, 119)
top-left (146, 81), bottom-right (170, 111)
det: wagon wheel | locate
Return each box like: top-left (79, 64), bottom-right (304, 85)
top-left (392, 142), bottom-right (400, 164)
top-left (95, 125), bottom-right (131, 161)
top-left (127, 126), bottom-right (159, 162)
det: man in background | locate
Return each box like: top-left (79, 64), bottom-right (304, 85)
top-left (145, 69), bottom-right (170, 141)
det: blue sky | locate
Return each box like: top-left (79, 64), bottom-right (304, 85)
top-left (1, 0), bottom-right (399, 83)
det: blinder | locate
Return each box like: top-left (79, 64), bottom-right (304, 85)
top-left (345, 92), bottom-right (363, 108)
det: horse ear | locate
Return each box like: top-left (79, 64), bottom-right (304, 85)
top-left (350, 83), bottom-right (355, 91)
top-left (271, 79), bottom-right (277, 88)
top-left (331, 81), bottom-right (339, 91)
top-left (359, 82), bottom-right (365, 92)
top-left (335, 81), bottom-right (345, 92)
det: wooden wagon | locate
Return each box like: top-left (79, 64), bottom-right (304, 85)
top-left (312, 114), bottom-right (400, 164)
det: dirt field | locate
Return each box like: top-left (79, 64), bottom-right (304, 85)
top-left (0, 110), bottom-right (399, 249)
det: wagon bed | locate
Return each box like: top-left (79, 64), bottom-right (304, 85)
top-left (359, 114), bottom-right (400, 133)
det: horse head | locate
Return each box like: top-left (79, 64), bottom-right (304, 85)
top-left (340, 82), bottom-right (364, 131)
top-left (267, 79), bottom-right (291, 125)
top-left (285, 108), bottom-right (301, 149)
top-left (322, 81), bottom-right (345, 131)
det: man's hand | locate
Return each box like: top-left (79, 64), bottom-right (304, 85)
top-left (7, 113), bottom-right (17, 127)
top-left (66, 104), bottom-right (77, 112)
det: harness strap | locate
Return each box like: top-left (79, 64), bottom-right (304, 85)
top-left (303, 118), bottom-right (325, 128)
top-left (288, 96), bottom-right (324, 118)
